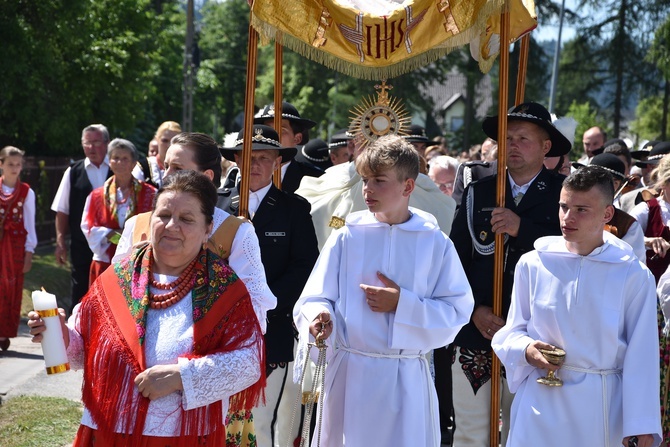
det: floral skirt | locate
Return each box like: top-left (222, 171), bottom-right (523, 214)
top-left (225, 410), bottom-right (256, 447)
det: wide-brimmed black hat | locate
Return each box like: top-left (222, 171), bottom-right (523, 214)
top-left (482, 102), bottom-right (572, 157)
top-left (402, 124), bottom-right (438, 146)
top-left (294, 138), bottom-right (332, 171)
top-left (631, 140), bottom-right (659, 161)
top-left (253, 101), bottom-right (317, 131)
top-left (635, 141), bottom-right (670, 167)
top-left (329, 128), bottom-right (354, 149)
top-left (220, 125), bottom-right (297, 163)
top-left (573, 153), bottom-right (626, 180)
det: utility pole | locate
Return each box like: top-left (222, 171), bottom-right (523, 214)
top-left (548, 0), bottom-right (566, 113)
top-left (183, 0), bottom-right (195, 131)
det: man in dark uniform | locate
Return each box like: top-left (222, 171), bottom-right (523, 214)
top-left (218, 124), bottom-right (319, 447)
top-left (254, 101), bottom-right (324, 193)
top-left (402, 123), bottom-right (437, 158)
top-left (451, 159), bottom-right (498, 208)
top-left (447, 102), bottom-right (571, 446)
top-left (51, 124), bottom-right (113, 313)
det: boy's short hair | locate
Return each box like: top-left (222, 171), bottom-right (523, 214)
top-left (355, 135), bottom-right (420, 181)
top-left (563, 165), bottom-right (615, 205)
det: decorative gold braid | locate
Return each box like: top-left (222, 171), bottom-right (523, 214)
top-left (328, 216), bottom-right (345, 229)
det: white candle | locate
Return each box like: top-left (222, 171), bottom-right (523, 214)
top-left (31, 290), bottom-right (70, 374)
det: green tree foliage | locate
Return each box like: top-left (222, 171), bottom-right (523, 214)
top-left (565, 100), bottom-right (610, 158)
top-left (554, 0), bottom-right (669, 135)
top-left (0, 0), bottom-right (184, 156)
top-left (194, 0), bottom-right (250, 139)
top-left (642, 13), bottom-right (670, 140)
top-left (629, 96), bottom-right (670, 141)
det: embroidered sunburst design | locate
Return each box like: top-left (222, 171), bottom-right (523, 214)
top-left (349, 80), bottom-right (410, 149)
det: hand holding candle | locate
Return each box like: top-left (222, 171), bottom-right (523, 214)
top-left (31, 289), bottom-right (70, 374)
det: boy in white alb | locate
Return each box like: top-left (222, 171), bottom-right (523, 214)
top-left (492, 166), bottom-right (661, 447)
top-left (293, 135), bottom-right (474, 447)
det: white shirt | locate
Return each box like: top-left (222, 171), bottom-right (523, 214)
top-left (80, 189), bottom-right (134, 263)
top-left (51, 157), bottom-right (111, 215)
top-left (508, 170), bottom-right (541, 200)
top-left (248, 183), bottom-right (272, 217)
top-left (280, 161), bottom-right (290, 181)
top-left (114, 208), bottom-right (277, 333)
top-left (629, 196), bottom-right (670, 232)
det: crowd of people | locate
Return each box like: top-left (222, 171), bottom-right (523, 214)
top-left (0, 98), bottom-right (668, 447)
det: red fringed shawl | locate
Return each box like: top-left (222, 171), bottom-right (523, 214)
top-left (77, 243), bottom-right (266, 447)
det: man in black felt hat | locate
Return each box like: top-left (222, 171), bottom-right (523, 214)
top-left (602, 138), bottom-right (633, 176)
top-left (219, 124), bottom-right (319, 447)
top-left (446, 102), bottom-right (570, 447)
top-left (403, 123), bottom-right (437, 158)
top-left (328, 128), bottom-right (355, 165)
top-left (254, 101), bottom-right (324, 193)
top-left (293, 138), bottom-right (332, 172)
top-left (619, 141), bottom-right (670, 213)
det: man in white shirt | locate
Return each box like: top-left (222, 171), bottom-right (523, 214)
top-left (51, 124), bottom-right (112, 313)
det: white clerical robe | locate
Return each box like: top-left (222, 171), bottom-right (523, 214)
top-left (492, 232), bottom-right (661, 447)
top-left (296, 161), bottom-right (456, 249)
top-left (293, 209), bottom-right (474, 447)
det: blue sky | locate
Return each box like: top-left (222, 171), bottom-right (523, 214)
top-left (534, 0), bottom-right (578, 43)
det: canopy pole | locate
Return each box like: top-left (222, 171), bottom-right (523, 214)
top-left (491, 5), bottom-right (511, 447)
top-left (273, 40), bottom-right (284, 189)
top-left (239, 19), bottom-right (259, 218)
top-left (515, 34), bottom-right (530, 106)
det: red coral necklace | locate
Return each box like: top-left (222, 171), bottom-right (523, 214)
top-left (149, 255), bottom-right (200, 309)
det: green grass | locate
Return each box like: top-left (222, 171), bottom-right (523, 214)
top-left (0, 396), bottom-right (81, 447)
top-left (5, 247), bottom-right (80, 446)
top-left (21, 249), bottom-right (71, 317)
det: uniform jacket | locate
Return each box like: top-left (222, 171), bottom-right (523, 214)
top-left (281, 159), bottom-right (324, 194)
top-left (451, 160), bottom-right (498, 209)
top-left (450, 167), bottom-right (564, 351)
top-left (217, 185), bottom-right (319, 364)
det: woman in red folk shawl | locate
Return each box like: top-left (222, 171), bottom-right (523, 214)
top-left (0, 146), bottom-right (37, 352)
top-left (81, 138), bottom-right (156, 284)
top-left (29, 171), bottom-right (265, 447)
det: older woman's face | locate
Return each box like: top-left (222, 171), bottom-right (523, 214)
top-left (150, 191), bottom-right (212, 275)
top-left (109, 148), bottom-right (135, 179)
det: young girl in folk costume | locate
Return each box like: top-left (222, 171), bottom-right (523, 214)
top-left (0, 146), bottom-right (37, 352)
top-left (81, 138), bottom-right (156, 284)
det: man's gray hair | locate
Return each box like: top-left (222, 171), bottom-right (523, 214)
top-left (429, 155), bottom-right (460, 174)
top-left (82, 124), bottom-right (110, 143)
